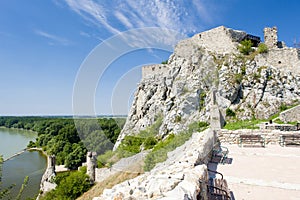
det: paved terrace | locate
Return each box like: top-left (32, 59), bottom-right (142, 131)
top-left (208, 144), bottom-right (300, 200)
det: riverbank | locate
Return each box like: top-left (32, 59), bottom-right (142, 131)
top-left (0, 126), bottom-right (37, 134)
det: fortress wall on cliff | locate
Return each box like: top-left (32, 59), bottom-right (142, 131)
top-left (142, 64), bottom-right (169, 79)
top-left (256, 48), bottom-right (300, 74)
top-left (193, 26), bottom-right (246, 54)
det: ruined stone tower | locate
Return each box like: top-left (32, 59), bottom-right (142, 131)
top-left (40, 155), bottom-right (57, 194)
top-left (86, 152), bottom-right (97, 183)
top-left (47, 155), bottom-right (56, 172)
top-left (264, 27), bottom-right (278, 48)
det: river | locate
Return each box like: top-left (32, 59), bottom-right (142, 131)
top-left (0, 128), bottom-right (47, 200)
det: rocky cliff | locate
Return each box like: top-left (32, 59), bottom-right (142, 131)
top-left (114, 26), bottom-right (300, 149)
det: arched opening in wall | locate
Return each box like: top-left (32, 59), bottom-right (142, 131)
top-left (152, 67), bottom-right (155, 71)
top-left (278, 61), bottom-right (282, 64)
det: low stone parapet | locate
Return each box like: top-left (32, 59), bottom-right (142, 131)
top-left (219, 129), bottom-right (300, 145)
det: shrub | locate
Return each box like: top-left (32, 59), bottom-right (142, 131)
top-left (199, 92), bottom-right (207, 109)
top-left (174, 115), bottom-right (182, 123)
top-left (226, 108), bottom-right (236, 117)
top-left (198, 121), bottom-right (209, 128)
top-left (143, 137), bottom-right (158, 150)
top-left (258, 43), bottom-right (268, 53)
top-left (241, 65), bottom-right (246, 75)
top-left (279, 104), bottom-right (288, 111)
top-left (117, 136), bottom-right (144, 155)
top-left (161, 60), bottom-right (168, 64)
top-left (234, 73), bottom-right (243, 84)
top-left (238, 40), bottom-right (254, 55)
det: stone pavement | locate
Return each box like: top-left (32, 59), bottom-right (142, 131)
top-left (208, 144), bottom-right (300, 200)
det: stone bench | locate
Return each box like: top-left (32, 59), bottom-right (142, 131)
top-left (279, 134), bottom-right (300, 146)
top-left (238, 134), bottom-right (265, 147)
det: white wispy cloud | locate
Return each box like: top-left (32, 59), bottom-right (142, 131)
top-left (35, 30), bottom-right (71, 45)
top-left (62, 0), bottom-right (217, 36)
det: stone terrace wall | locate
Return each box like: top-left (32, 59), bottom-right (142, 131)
top-left (219, 129), bottom-right (300, 145)
top-left (142, 64), bottom-right (169, 79)
top-left (280, 105), bottom-right (300, 123)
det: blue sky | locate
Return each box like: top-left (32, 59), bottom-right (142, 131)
top-left (0, 0), bottom-right (300, 116)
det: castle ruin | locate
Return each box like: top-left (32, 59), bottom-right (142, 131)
top-left (142, 64), bottom-right (169, 79)
top-left (86, 151), bottom-right (97, 184)
top-left (264, 27), bottom-right (279, 48)
top-left (258, 26), bottom-right (300, 73)
top-left (141, 26), bottom-right (300, 79)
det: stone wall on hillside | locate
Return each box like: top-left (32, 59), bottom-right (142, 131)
top-left (142, 64), bottom-right (169, 79)
top-left (279, 105), bottom-right (300, 123)
top-left (256, 48), bottom-right (300, 74)
top-left (219, 129), bottom-right (300, 145)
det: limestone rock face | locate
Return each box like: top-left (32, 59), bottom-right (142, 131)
top-left (114, 26), bottom-right (300, 149)
top-left (114, 43), bottom-right (219, 149)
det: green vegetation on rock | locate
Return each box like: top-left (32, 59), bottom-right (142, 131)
top-left (238, 40), bottom-right (254, 55)
top-left (226, 108), bottom-right (236, 117)
top-left (257, 43), bottom-right (268, 54)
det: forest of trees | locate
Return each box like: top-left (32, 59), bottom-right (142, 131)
top-left (0, 117), bottom-right (125, 169)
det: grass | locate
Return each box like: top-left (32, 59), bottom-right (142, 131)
top-left (223, 119), bottom-right (264, 130)
top-left (224, 102), bottom-right (300, 130)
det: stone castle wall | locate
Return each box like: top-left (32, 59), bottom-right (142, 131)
top-left (142, 26), bottom-right (300, 79)
top-left (142, 64), bottom-right (169, 79)
top-left (193, 26), bottom-right (246, 54)
top-left (256, 48), bottom-right (300, 73)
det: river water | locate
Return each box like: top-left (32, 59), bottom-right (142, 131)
top-left (0, 128), bottom-right (47, 200)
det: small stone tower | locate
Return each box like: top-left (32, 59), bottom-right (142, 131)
top-left (264, 27), bottom-right (278, 49)
top-left (86, 152), bottom-right (97, 183)
top-left (48, 155), bottom-right (56, 172)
